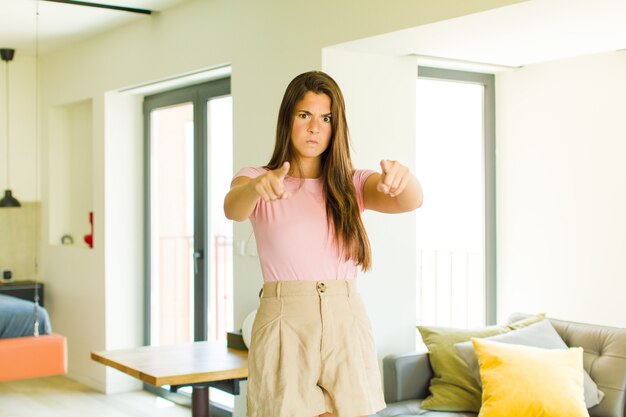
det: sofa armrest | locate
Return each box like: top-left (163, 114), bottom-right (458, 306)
top-left (382, 351), bottom-right (433, 403)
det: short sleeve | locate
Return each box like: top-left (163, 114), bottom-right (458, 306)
top-left (230, 167), bottom-right (268, 219)
top-left (353, 169), bottom-right (376, 212)
top-left (231, 166), bottom-right (268, 187)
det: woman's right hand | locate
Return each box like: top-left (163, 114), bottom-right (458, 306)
top-left (250, 161), bottom-right (291, 202)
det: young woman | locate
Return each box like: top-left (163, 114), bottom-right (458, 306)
top-left (224, 71), bottom-right (422, 417)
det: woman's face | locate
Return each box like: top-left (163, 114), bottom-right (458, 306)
top-left (290, 91), bottom-right (332, 162)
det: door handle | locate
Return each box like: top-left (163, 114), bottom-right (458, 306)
top-left (193, 250), bottom-right (204, 274)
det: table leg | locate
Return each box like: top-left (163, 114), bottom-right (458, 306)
top-left (191, 386), bottom-right (210, 417)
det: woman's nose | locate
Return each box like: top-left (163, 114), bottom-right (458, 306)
top-left (308, 118), bottom-right (319, 133)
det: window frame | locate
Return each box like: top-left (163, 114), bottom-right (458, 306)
top-left (142, 78), bottom-right (232, 413)
top-left (417, 66), bottom-right (496, 324)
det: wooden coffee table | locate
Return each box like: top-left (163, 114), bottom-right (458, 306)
top-left (92, 341), bottom-right (248, 417)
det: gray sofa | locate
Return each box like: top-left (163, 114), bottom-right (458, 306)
top-left (377, 315), bottom-right (626, 417)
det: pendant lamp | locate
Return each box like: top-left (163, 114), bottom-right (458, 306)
top-left (0, 48), bottom-right (20, 208)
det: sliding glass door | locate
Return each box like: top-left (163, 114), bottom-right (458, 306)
top-left (147, 99), bottom-right (196, 345)
top-left (144, 78), bottom-right (231, 346)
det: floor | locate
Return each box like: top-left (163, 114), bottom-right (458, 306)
top-left (0, 375), bottom-right (192, 417)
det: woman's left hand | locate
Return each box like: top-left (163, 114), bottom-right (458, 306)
top-left (376, 160), bottom-right (411, 198)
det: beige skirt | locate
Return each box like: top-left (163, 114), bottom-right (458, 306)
top-left (246, 279), bottom-right (386, 417)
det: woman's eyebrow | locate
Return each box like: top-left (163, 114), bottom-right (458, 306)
top-left (296, 109), bottom-right (332, 117)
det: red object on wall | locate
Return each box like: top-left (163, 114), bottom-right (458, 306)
top-left (84, 211), bottom-right (94, 248)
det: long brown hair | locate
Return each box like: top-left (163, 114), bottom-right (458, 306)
top-left (266, 71), bottom-right (372, 271)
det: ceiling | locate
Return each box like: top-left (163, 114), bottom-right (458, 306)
top-left (3, 0), bottom-right (626, 70)
top-left (0, 0), bottom-right (187, 56)
top-left (334, 0), bottom-right (626, 72)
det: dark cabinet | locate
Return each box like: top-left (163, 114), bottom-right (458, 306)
top-left (0, 281), bottom-right (45, 307)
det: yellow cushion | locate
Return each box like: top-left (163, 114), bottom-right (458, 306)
top-left (417, 314), bottom-right (545, 412)
top-left (472, 338), bottom-right (589, 417)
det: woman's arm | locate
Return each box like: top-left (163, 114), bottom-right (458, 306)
top-left (224, 176), bottom-right (261, 221)
top-left (363, 160), bottom-right (423, 214)
top-left (224, 162), bottom-right (291, 221)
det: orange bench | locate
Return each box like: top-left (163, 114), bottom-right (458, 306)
top-left (0, 333), bottom-right (67, 381)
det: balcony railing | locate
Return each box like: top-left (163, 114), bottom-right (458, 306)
top-left (417, 248), bottom-right (485, 329)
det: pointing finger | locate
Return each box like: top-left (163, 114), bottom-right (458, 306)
top-left (380, 159), bottom-right (389, 175)
top-left (378, 160), bottom-right (390, 194)
top-left (383, 165), bottom-right (398, 189)
top-left (277, 161), bottom-right (290, 180)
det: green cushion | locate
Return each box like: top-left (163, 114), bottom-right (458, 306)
top-left (417, 314), bottom-right (545, 412)
top-left (453, 319), bottom-right (604, 409)
top-left (507, 314), bottom-right (546, 330)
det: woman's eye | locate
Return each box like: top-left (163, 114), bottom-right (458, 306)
top-left (298, 113), bottom-right (308, 119)
top-left (323, 116), bottom-right (331, 123)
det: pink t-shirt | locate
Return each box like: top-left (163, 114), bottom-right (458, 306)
top-left (232, 167), bottom-right (375, 282)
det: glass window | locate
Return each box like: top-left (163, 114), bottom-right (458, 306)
top-left (416, 68), bottom-right (495, 347)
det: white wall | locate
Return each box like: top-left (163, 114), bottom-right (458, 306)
top-left (103, 91), bottom-right (144, 391)
top-left (323, 48), bottom-right (419, 359)
top-left (48, 99), bottom-right (93, 247)
top-left (0, 54), bottom-right (36, 201)
top-left (496, 50), bottom-right (626, 327)
top-left (34, 0), bottom-right (527, 394)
